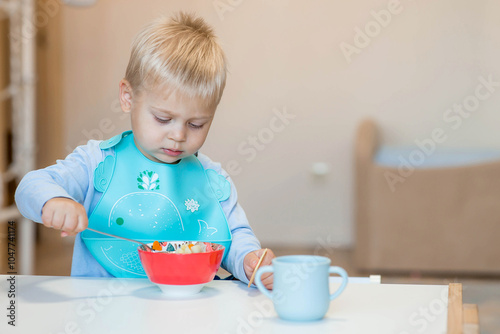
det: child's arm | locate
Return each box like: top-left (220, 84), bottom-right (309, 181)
top-left (198, 153), bottom-right (275, 287)
top-left (222, 192), bottom-right (275, 289)
top-left (15, 140), bottom-right (104, 231)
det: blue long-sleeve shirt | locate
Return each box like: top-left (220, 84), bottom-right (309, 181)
top-left (15, 139), bottom-right (261, 283)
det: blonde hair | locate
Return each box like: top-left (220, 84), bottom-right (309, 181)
top-left (125, 12), bottom-right (227, 107)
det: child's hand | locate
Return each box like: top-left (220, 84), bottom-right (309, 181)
top-left (41, 198), bottom-right (88, 237)
top-left (244, 248), bottom-right (275, 290)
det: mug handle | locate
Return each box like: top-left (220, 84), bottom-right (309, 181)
top-left (328, 266), bottom-right (348, 300)
top-left (254, 266), bottom-right (274, 299)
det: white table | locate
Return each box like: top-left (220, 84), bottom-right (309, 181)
top-left (0, 275), bottom-right (462, 334)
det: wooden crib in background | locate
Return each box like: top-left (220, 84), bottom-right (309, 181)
top-left (354, 119), bottom-right (500, 275)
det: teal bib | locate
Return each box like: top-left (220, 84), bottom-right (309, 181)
top-left (81, 131), bottom-right (232, 278)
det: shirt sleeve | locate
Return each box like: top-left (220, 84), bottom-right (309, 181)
top-left (14, 140), bottom-right (105, 223)
top-left (198, 153), bottom-right (261, 284)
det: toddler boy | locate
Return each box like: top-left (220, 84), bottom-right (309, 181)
top-left (15, 12), bottom-right (274, 288)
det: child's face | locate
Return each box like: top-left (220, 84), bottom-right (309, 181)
top-left (121, 81), bottom-right (216, 164)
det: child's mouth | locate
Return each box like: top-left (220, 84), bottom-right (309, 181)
top-left (163, 149), bottom-right (183, 157)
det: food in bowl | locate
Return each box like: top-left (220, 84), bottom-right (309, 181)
top-left (149, 240), bottom-right (210, 254)
top-left (138, 241), bottom-right (224, 296)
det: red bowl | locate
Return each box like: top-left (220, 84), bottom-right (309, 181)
top-left (138, 242), bottom-right (224, 288)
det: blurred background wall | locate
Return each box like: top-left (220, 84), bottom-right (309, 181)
top-left (0, 15), bottom-right (8, 272)
top-left (30, 0), bottom-right (500, 248)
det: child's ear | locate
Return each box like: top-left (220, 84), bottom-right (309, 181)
top-left (119, 79), bottom-right (134, 113)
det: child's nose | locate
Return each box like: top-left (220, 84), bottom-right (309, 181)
top-left (168, 124), bottom-right (187, 142)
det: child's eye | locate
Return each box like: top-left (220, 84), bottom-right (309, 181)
top-left (189, 123), bottom-right (203, 129)
top-left (154, 116), bottom-right (171, 124)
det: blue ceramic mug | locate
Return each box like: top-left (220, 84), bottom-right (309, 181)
top-left (254, 255), bottom-right (348, 321)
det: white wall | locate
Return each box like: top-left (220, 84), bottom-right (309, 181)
top-left (59, 0), bottom-right (500, 248)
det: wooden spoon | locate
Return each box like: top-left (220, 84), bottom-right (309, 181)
top-left (248, 248), bottom-right (268, 287)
